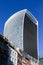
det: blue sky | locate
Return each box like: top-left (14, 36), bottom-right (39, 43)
top-left (0, 0), bottom-right (43, 56)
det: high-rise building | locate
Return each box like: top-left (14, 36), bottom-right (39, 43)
top-left (4, 9), bottom-right (38, 60)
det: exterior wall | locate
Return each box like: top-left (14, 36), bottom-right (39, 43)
top-left (30, 60), bottom-right (39, 65)
top-left (0, 35), bottom-right (18, 65)
top-left (7, 47), bottom-right (18, 65)
top-left (24, 13), bottom-right (38, 59)
top-left (0, 34), bottom-right (39, 65)
top-left (39, 61), bottom-right (43, 65)
top-left (25, 59), bottom-right (31, 65)
top-left (0, 35), bottom-right (8, 65)
top-left (4, 10), bottom-right (25, 51)
top-left (39, 57), bottom-right (43, 65)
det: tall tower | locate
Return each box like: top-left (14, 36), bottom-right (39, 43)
top-left (4, 9), bottom-right (38, 60)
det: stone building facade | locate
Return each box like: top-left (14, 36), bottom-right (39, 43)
top-left (0, 34), bottom-right (39, 65)
top-left (0, 34), bottom-right (8, 65)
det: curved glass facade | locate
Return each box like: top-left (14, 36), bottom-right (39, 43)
top-left (4, 9), bottom-right (38, 59)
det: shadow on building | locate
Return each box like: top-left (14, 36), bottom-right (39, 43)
top-left (0, 34), bottom-right (14, 65)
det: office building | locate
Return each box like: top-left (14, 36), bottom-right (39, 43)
top-left (4, 9), bottom-right (38, 59)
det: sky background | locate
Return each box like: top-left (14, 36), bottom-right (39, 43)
top-left (0, 0), bottom-right (43, 56)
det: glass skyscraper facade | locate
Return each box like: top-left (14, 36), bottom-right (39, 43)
top-left (4, 9), bottom-right (38, 60)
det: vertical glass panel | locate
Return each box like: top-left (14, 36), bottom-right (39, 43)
top-left (24, 14), bottom-right (38, 59)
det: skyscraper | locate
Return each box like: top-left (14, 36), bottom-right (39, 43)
top-left (4, 9), bottom-right (38, 60)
